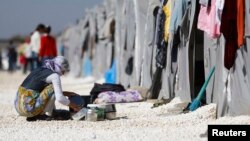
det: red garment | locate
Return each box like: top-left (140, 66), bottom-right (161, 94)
top-left (39, 35), bottom-right (57, 58)
top-left (19, 55), bottom-right (26, 65)
top-left (237, 0), bottom-right (245, 47)
top-left (221, 0), bottom-right (238, 69)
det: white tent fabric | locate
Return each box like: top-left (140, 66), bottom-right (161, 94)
top-left (203, 34), bottom-right (217, 103)
top-left (96, 5), bottom-right (106, 40)
top-left (104, 0), bottom-right (115, 16)
top-left (213, 35), bottom-right (229, 117)
top-left (116, 0), bottom-right (136, 87)
top-left (229, 45), bottom-right (250, 115)
top-left (141, 0), bottom-right (160, 89)
top-left (245, 0), bottom-right (250, 36)
top-left (174, 0), bottom-right (193, 102)
top-left (114, 0), bottom-right (124, 84)
top-left (133, 0), bottom-right (148, 86)
top-left (62, 25), bottom-right (83, 77)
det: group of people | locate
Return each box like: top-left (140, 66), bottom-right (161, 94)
top-left (18, 23), bottom-right (57, 74)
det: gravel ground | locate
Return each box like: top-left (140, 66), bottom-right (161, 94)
top-left (0, 71), bottom-right (250, 141)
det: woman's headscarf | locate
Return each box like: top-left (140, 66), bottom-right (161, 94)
top-left (43, 56), bottom-right (70, 75)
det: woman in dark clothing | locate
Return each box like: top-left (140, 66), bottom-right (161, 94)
top-left (14, 56), bottom-right (81, 121)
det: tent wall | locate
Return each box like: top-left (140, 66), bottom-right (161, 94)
top-left (217, 37), bottom-right (250, 117)
top-left (133, 0), bottom-right (148, 86)
top-left (57, 0), bottom-right (250, 117)
top-left (62, 26), bottom-right (83, 77)
top-left (141, 0), bottom-right (160, 89)
top-left (203, 34), bottom-right (217, 103)
top-left (114, 0), bottom-right (124, 84)
top-left (115, 0), bottom-right (136, 87)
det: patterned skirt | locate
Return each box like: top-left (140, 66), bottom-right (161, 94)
top-left (14, 85), bottom-right (54, 117)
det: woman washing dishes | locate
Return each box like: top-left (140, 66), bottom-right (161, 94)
top-left (14, 56), bottom-right (81, 121)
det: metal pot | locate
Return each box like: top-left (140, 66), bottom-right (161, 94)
top-left (105, 104), bottom-right (116, 120)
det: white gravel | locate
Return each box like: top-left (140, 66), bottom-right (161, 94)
top-left (0, 71), bottom-right (250, 141)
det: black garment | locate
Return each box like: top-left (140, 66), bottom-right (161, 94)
top-left (21, 67), bottom-right (54, 92)
top-left (0, 53), bottom-right (2, 70)
top-left (154, 0), bottom-right (168, 69)
top-left (26, 110), bottom-right (71, 121)
top-left (23, 58), bottom-right (33, 74)
top-left (154, 0), bottom-right (167, 49)
top-left (125, 57), bottom-right (134, 75)
top-left (147, 68), bottom-right (162, 99)
top-left (8, 46), bottom-right (17, 71)
top-left (156, 41), bottom-right (167, 68)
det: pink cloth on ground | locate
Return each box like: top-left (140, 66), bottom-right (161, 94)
top-left (96, 90), bottom-right (143, 103)
top-left (197, 0), bottom-right (221, 38)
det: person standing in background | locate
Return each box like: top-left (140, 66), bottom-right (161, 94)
top-left (0, 50), bottom-right (3, 70)
top-left (30, 24), bottom-right (46, 71)
top-left (39, 25), bottom-right (57, 63)
top-left (19, 36), bottom-right (33, 74)
top-left (17, 43), bottom-right (27, 74)
top-left (7, 40), bottom-right (17, 72)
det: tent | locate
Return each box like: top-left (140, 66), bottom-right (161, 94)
top-left (57, 0), bottom-right (250, 117)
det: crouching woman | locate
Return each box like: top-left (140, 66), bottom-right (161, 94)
top-left (14, 56), bottom-right (81, 121)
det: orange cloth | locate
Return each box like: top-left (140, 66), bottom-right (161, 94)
top-left (237, 0), bottom-right (245, 47)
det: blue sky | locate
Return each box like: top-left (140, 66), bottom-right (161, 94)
top-left (0, 0), bottom-right (103, 39)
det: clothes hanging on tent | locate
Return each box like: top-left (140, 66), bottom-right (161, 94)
top-left (158, 0), bottom-right (191, 101)
top-left (105, 61), bottom-right (116, 84)
top-left (163, 1), bottom-right (171, 41)
top-left (148, 67), bottom-right (162, 99)
top-left (57, 0), bottom-right (250, 117)
top-left (155, 0), bottom-right (168, 69)
top-left (148, 0), bottom-right (166, 98)
top-left (220, 0), bottom-right (238, 69)
top-left (197, 0), bottom-right (222, 38)
top-left (176, 0), bottom-right (193, 101)
top-left (237, 0), bottom-right (245, 47)
top-left (199, 0), bottom-right (211, 7)
top-left (169, 0), bottom-right (188, 33)
top-left (154, 0), bottom-right (167, 51)
top-left (83, 57), bottom-right (92, 77)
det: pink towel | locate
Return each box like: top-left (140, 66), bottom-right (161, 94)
top-left (197, 0), bottom-right (221, 38)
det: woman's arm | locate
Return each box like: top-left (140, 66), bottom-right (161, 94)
top-left (46, 74), bottom-right (81, 112)
top-left (46, 73), bottom-right (70, 105)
